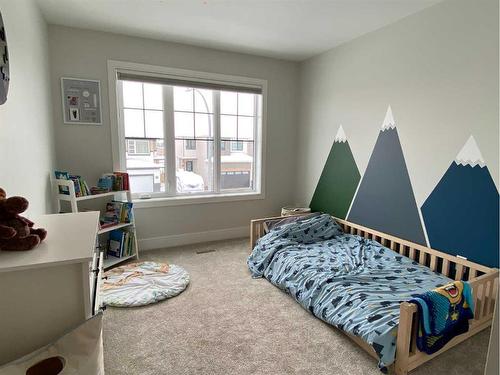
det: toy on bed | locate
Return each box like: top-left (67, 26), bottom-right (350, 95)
top-left (0, 188), bottom-right (47, 251)
top-left (410, 280), bottom-right (474, 354)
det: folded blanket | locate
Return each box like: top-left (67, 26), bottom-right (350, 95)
top-left (410, 281), bottom-right (474, 354)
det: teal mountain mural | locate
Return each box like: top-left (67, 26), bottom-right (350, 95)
top-left (347, 106), bottom-right (427, 245)
top-left (310, 126), bottom-right (360, 219)
top-left (422, 136), bottom-right (499, 268)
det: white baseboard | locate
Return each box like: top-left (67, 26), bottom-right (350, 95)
top-left (138, 226), bottom-right (248, 251)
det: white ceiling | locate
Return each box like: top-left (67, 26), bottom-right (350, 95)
top-left (36, 0), bottom-right (442, 61)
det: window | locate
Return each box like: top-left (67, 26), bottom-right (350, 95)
top-left (111, 61), bottom-right (265, 202)
top-left (127, 139), bottom-right (150, 155)
top-left (231, 141), bottom-right (244, 152)
top-left (185, 139), bottom-right (196, 150)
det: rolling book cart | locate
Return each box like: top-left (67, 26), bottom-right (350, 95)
top-left (53, 178), bottom-right (139, 270)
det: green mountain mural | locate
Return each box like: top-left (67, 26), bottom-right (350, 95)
top-left (310, 125), bottom-right (360, 218)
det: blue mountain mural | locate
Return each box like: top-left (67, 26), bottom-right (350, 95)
top-left (347, 106), bottom-right (427, 245)
top-left (422, 136), bottom-right (499, 267)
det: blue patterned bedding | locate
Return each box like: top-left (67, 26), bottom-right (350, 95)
top-left (247, 214), bottom-right (451, 370)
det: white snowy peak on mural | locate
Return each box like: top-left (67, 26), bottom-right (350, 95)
top-left (334, 125), bottom-right (347, 143)
top-left (381, 105), bottom-right (396, 131)
top-left (455, 136), bottom-right (486, 168)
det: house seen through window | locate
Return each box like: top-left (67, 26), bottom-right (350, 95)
top-left (116, 70), bottom-right (263, 199)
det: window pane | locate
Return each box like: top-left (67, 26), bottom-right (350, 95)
top-left (175, 140), bottom-right (214, 194)
top-left (238, 93), bottom-right (255, 116)
top-left (126, 139), bottom-right (165, 194)
top-left (238, 116), bottom-right (254, 140)
top-left (127, 140), bottom-right (150, 155)
top-left (194, 89), bottom-right (213, 113)
top-left (145, 110), bottom-right (163, 138)
top-left (174, 112), bottom-right (194, 138)
top-left (122, 81), bottom-right (143, 108)
top-left (231, 141), bottom-right (243, 151)
top-left (185, 139), bottom-right (196, 150)
top-left (174, 86), bottom-right (193, 112)
top-left (143, 83), bottom-right (163, 110)
top-left (124, 109), bottom-right (144, 138)
top-left (221, 141), bottom-right (254, 190)
top-left (195, 113), bottom-right (213, 138)
top-left (220, 91), bottom-right (237, 115)
top-left (221, 115), bottom-right (237, 139)
top-left (135, 140), bottom-right (150, 154)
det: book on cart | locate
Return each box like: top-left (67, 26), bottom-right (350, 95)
top-left (107, 229), bottom-right (135, 258)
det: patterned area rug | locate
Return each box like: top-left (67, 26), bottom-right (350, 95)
top-left (101, 261), bottom-right (190, 307)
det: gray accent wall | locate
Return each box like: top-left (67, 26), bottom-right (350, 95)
top-left (295, 0), bottom-right (499, 215)
top-left (48, 26), bottom-right (299, 245)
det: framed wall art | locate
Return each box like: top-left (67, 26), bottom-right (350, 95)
top-left (61, 77), bottom-right (102, 125)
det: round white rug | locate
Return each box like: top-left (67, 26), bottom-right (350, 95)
top-left (101, 261), bottom-right (190, 307)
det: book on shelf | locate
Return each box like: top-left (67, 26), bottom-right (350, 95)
top-left (101, 201), bottom-right (133, 228)
top-left (107, 229), bottom-right (135, 258)
top-left (97, 176), bottom-right (113, 192)
top-left (96, 172), bottom-right (130, 193)
top-left (54, 171), bottom-right (90, 197)
top-left (114, 172), bottom-right (130, 191)
top-left (55, 171), bottom-right (129, 197)
top-left (54, 171), bottom-right (70, 194)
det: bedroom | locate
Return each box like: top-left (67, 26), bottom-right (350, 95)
top-left (0, 0), bottom-right (497, 374)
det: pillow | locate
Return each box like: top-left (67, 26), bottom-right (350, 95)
top-left (0, 313), bottom-right (104, 375)
top-left (264, 212), bottom-right (321, 233)
top-left (281, 213), bottom-right (344, 244)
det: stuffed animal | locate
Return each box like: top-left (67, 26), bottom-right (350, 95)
top-left (0, 188), bottom-right (47, 251)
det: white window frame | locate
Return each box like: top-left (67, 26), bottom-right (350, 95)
top-left (108, 60), bottom-right (267, 208)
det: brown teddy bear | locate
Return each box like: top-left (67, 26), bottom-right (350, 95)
top-left (0, 188), bottom-right (47, 251)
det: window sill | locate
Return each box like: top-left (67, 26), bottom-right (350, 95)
top-left (132, 191), bottom-right (265, 208)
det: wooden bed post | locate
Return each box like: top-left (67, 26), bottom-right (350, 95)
top-left (250, 220), bottom-right (256, 249)
top-left (394, 302), bottom-right (415, 375)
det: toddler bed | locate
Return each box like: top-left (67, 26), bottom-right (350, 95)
top-left (248, 214), bottom-right (498, 375)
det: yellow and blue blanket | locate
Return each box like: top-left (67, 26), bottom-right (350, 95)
top-left (409, 281), bottom-right (474, 354)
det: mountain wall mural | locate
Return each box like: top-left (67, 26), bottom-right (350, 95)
top-left (421, 136), bottom-right (499, 267)
top-left (347, 106), bottom-right (427, 245)
top-left (310, 125), bottom-right (360, 218)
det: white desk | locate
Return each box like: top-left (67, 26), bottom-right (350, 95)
top-left (0, 212), bottom-right (100, 365)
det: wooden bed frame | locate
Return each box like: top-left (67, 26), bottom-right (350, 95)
top-left (250, 215), bottom-right (499, 375)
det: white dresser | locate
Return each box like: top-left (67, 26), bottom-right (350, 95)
top-left (0, 212), bottom-right (102, 365)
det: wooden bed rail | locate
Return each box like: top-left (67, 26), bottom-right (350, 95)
top-left (335, 218), bottom-right (494, 278)
top-left (250, 214), bottom-right (499, 375)
top-left (250, 215), bottom-right (284, 249)
top-left (396, 270), bottom-right (498, 375)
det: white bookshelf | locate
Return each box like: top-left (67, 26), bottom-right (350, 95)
top-left (53, 178), bottom-right (139, 269)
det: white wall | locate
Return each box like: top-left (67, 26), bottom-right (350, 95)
top-left (295, 0), bottom-right (499, 207)
top-left (48, 26), bottom-right (299, 247)
top-left (0, 0), bottom-right (55, 215)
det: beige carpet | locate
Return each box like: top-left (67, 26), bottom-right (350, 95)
top-left (103, 238), bottom-right (490, 375)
